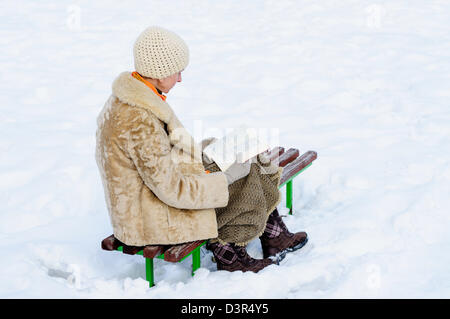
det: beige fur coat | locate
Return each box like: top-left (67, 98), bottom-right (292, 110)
top-left (96, 72), bottom-right (229, 246)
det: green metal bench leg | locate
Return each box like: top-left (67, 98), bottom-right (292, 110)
top-left (191, 246), bottom-right (201, 276)
top-left (286, 180), bottom-right (293, 215)
top-left (146, 257), bottom-right (155, 287)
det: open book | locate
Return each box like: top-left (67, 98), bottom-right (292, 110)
top-left (203, 125), bottom-right (271, 171)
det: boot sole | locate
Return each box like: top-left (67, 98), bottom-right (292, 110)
top-left (266, 235), bottom-right (309, 260)
top-left (286, 236), bottom-right (308, 253)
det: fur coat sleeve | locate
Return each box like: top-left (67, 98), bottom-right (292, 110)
top-left (127, 108), bottom-right (229, 210)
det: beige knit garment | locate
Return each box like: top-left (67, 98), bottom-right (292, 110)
top-left (134, 26), bottom-right (189, 79)
top-left (203, 154), bottom-right (284, 246)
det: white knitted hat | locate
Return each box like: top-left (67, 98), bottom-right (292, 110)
top-left (133, 26), bottom-right (189, 79)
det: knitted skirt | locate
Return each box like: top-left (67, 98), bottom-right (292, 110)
top-left (203, 155), bottom-right (283, 246)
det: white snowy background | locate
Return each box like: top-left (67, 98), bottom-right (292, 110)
top-left (1, 0), bottom-right (449, 298)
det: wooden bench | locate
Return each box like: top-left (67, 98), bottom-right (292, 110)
top-left (101, 235), bottom-right (205, 287)
top-left (264, 146), bottom-right (318, 214)
top-left (101, 146), bottom-right (317, 287)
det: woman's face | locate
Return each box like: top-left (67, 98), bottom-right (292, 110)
top-left (157, 71), bottom-right (182, 93)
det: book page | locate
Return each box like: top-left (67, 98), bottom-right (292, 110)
top-left (203, 125), bottom-right (270, 171)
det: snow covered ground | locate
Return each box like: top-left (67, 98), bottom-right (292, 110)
top-left (1, 0), bottom-right (450, 298)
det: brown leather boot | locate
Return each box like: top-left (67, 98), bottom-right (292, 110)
top-left (207, 242), bottom-right (275, 273)
top-left (260, 209), bottom-right (308, 259)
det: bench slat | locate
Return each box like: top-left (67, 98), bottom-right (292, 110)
top-left (280, 151), bottom-right (317, 186)
top-left (101, 234), bottom-right (122, 251)
top-left (122, 244), bottom-right (144, 255)
top-left (265, 146), bottom-right (285, 161)
top-left (278, 148), bottom-right (300, 167)
top-left (163, 240), bottom-right (205, 262)
top-left (143, 245), bottom-right (167, 259)
top-left (101, 234), bottom-right (203, 261)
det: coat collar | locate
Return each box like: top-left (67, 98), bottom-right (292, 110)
top-left (112, 71), bottom-right (173, 123)
top-left (112, 72), bottom-right (203, 162)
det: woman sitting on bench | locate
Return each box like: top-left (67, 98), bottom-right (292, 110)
top-left (95, 26), bottom-right (308, 273)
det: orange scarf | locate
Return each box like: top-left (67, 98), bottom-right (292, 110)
top-left (131, 71), bottom-right (167, 101)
